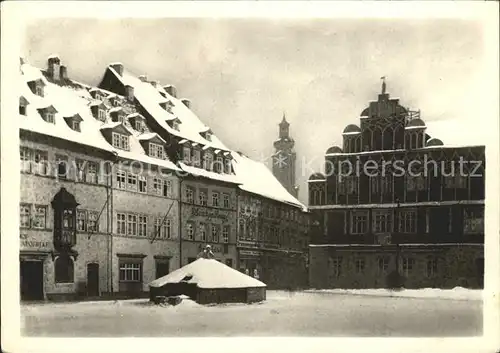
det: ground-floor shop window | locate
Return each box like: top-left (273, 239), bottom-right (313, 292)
top-left (377, 256), bottom-right (389, 274)
top-left (401, 257), bottom-right (415, 277)
top-left (117, 255), bottom-right (145, 293)
top-left (54, 254), bottom-right (74, 283)
top-left (355, 258), bottom-right (365, 273)
top-left (330, 257), bottom-right (342, 277)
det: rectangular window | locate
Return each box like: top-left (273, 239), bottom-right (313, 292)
top-left (331, 257), bottom-right (342, 277)
top-left (373, 210), bottom-right (392, 233)
top-left (222, 225), bottom-right (229, 243)
top-left (215, 156), bottom-right (223, 173)
top-left (77, 209), bottom-right (87, 232)
top-left (86, 161), bottom-right (98, 184)
top-left (183, 146), bottom-right (191, 163)
top-left (204, 153), bottom-right (213, 171)
top-left (20, 204), bottom-right (31, 228)
top-left (211, 225), bottom-right (219, 243)
top-left (199, 223), bottom-right (207, 242)
top-left (117, 213), bottom-right (127, 235)
top-left (185, 187), bottom-right (194, 203)
top-left (212, 192), bottom-right (220, 207)
top-left (426, 257), bottom-right (437, 277)
top-left (149, 143), bottom-right (164, 159)
top-left (135, 121), bottom-right (143, 132)
top-left (116, 170), bottom-right (126, 189)
top-left (112, 132), bottom-right (129, 150)
top-left (399, 210), bottom-right (417, 233)
top-left (186, 222), bottom-right (194, 240)
top-left (402, 257), bottom-right (415, 276)
top-left (193, 149), bottom-right (201, 167)
top-left (138, 215), bottom-right (148, 237)
top-left (199, 190), bottom-right (208, 206)
top-left (87, 211), bottom-right (99, 232)
top-left (56, 155), bottom-right (68, 179)
top-left (33, 150), bottom-right (48, 175)
top-left (35, 85), bottom-right (44, 97)
top-left (127, 173), bottom-right (138, 192)
top-left (119, 263), bottom-right (141, 282)
top-left (138, 176), bottom-right (147, 193)
top-left (98, 109), bottom-right (106, 121)
top-left (154, 218), bottom-right (169, 239)
top-left (20, 147), bottom-right (32, 173)
top-left (464, 208), bottom-right (484, 234)
top-left (32, 206), bottom-right (47, 229)
top-left (153, 177), bottom-right (162, 196)
top-left (44, 112), bottom-right (55, 123)
top-left (355, 258), bottom-right (365, 273)
top-left (127, 214), bottom-right (137, 236)
top-left (378, 256), bottom-right (389, 274)
top-left (163, 180), bottom-right (172, 197)
top-left (350, 211), bottom-right (368, 234)
top-left (224, 158), bottom-right (232, 174)
top-left (338, 176), bottom-right (357, 195)
top-left (222, 194), bottom-right (230, 209)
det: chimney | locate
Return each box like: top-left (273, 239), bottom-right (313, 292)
top-left (48, 55), bottom-right (61, 81)
top-left (125, 85), bottom-right (134, 101)
top-left (60, 65), bottom-right (68, 80)
top-left (164, 85), bottom-right (177, 98)
top-left (139, 75), bottom-right (148, 82)
top-left (110, 63), bottom-right (124, 76)
top-left (181, 99), bottom-right (191, 109)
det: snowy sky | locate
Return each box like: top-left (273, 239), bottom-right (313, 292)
top-left (21, 18), bottom-right (491, 204)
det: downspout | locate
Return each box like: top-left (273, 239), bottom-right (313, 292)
top-left (109, 153), bottom-right (117, 294)
top-left (179, 178), bottom-right (183, 268)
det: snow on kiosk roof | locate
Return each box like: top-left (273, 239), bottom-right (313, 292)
top-left (149, 258), bottom-right (266, 289)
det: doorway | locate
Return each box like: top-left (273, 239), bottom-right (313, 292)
top-left (475, 258), bottom-right (484, 288)
top-left (20, 260), bottom-right (44, 301)
top-left (87, 263), bottom-right (100, 297)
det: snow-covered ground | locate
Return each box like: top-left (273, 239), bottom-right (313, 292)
top-left (305, 287), bottom-right (482, 301)
top-left (21, 290), bottom-right (482, 337)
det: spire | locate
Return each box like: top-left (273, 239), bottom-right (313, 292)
top-left (381, 76), bottom-right (387, 94)
top-left (280, 112), bottom-right (289, 126)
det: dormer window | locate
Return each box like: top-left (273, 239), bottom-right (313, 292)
top-left (173, 120), bottom-right (180, 131)
top-left (98, 109), bottom-right (106, 121)
top-left (193, 149), bottom-right (201, 167)
top-left (183, 146), bottom-right (191, 164)
top-left (149, 143), bottom-right (164, 159)
top-left (110, 108), bottom-right (125, 123)
top-left (64, 114), bottom-right (83, 132)
top-left (224, 158), bottom-right (232, 174)
top-left (159, 101), bottom-right (173, 113)
top-left (215, 155), bottom-right (223, 173)
top-left (112, 132), bottom-right (129, 151)
top-left (203, 151), bottom-right (213, 171)
top-left (94, 92), bottom-right (101, 101)
top-left (37, 106), bottom-right (57, 124)
top-left (28, 79), bottom-right (45, 97)
top-left (135, 121), bottom-right (143, 132)
top-left (19, 96), bottom-right (28, 116)
top-left (201, 131), bottom-right (212, 141)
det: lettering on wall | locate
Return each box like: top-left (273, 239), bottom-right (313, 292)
top-left (191, 207), bottom-right (229, 222)
top-left (20, 233), bottom-right (50, 249)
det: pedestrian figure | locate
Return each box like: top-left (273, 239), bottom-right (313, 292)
top-left (253, 269), bottom-right (259, 280)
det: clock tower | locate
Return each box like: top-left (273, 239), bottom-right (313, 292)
top-left (272, 113), bottom-right (298, 198)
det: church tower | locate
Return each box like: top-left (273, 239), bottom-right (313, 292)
top-left (272, 113), bottom-right (298, 198)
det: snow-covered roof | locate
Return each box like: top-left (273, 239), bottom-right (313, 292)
top-left (231, 152), bottom-right (307, 211)
top-left (107, 65), bottom-right (230, 151)
top-left (179, 162), bottom-right (241, 185)
top-left (148, 258), bottom-right (266, 289)
top-left (19, 64), bottom-right (115, 153)
top-left (137, 132), bottom-right (166, 143)
top-left (19, 63), bottom-right (180, 172)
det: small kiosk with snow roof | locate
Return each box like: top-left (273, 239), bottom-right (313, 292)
top-left (149, 246), bottom-right (267, 304)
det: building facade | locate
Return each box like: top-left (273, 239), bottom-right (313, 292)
top-left (272, 115), bottom-right (298, 198)
top-left (19, 56), bottom-right (310, 301)
top-left (19, 57), bottom-right (182, 300)
top-left (234, 153), bottom-right (310, 289)
top-left (308, 80), bottom-right (485, 289)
